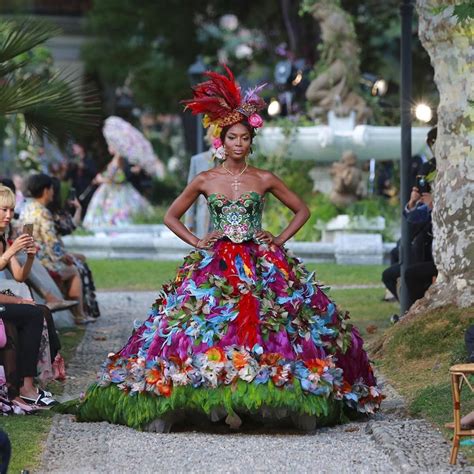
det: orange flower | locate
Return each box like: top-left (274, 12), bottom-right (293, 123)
top-left (145, 368), bottom-right (162, 385)
top-left (306, 358), bottom-right (327, 375)
top-left (157, 381), bottom-right (172, 397)
top-left (341, 380), bottom-right (352, 393)
top-left (233, 351), bottom-right (248, 370)
top-left (260, 353), bottom-right (281, 366)
top-left (205, 347), bottom-right (226, 363)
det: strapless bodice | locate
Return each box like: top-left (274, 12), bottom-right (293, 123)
top-left (207, 191), bottom-right (264, 243)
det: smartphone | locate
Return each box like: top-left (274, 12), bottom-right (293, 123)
top-left (23, 223), bottom-right (34, 236)
top-left (416, 175), bottom-right (430, 194)
top-left (68, 187), bottom-right (77, 201)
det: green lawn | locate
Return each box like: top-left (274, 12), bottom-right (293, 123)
top-left (329, 288), bottom-right (398, 345)
top-left (88, 259), bottom-right (386, 290)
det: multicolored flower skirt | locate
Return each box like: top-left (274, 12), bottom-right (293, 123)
top-left (77, 240), bottom-right (383, 429)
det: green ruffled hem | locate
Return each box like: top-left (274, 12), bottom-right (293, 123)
top-left (70, 380), bottom-right (352, 430)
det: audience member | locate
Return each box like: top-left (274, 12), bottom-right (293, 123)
top-left (0, 185), bottom-right (58, 410)
top-left (48, 178), bottom-right (100, 319)
top-left (0, 177), bottom-right (77, 313)
top-left (20, 174), bottom-right (95, 324)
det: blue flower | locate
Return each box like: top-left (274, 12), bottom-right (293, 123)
top-left (254, 367), bottom-right (270, 384)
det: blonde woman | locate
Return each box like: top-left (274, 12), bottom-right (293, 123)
top-left (0, 185), bottom-right (57, 410)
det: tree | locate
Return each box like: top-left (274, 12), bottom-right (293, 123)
top-left (0, 18), bottom-right (97, 143)
top-left (413, 1), bottom-right (473, 309)
top-left (83, 0), bottom-right (206, 114)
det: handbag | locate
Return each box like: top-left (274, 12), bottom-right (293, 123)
top-left (0, 314), bottom-right (6, 349)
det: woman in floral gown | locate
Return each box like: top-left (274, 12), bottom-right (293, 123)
top-left (77, 67), bottom-right (382, 431)
top-left (83, 153), bottom-right (152, 228)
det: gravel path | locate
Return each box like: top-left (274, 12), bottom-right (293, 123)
top-left (39, 291), bottom-right (470, 474)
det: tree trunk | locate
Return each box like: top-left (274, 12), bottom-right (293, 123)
top-left (412, 1), bottom-right (473, 311)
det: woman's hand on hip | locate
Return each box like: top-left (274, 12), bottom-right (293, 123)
top-left (196, 231), bottom-right (223, 249)
top-left (255, 230), bottom-right (276, 245)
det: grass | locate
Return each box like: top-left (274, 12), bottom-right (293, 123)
top-left (88, 259), bottom-right (387, 290)
top-left (0, 411), bottom-right (54, 473)
top-left (0, 327), bottom-right (85, 472)
top-left (329, 288), bottom-right (398, 346)
top-left (376, 305), bottom-right (474, 462)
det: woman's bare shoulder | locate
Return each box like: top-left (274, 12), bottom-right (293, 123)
top-left (250, 167), bottom-right (278, 183)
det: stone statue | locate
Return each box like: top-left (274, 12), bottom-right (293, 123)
top-left (303, 0), bottom-right (372, 124)
top-left (329, 150), bottom-right (366, 206)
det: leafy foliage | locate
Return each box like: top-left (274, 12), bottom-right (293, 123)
top-left (432, 2), bottom-right (474, 26)
top-left (0, 18), bottom-right (99, 142)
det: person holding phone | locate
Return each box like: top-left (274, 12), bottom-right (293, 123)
top-left (0, 185), bottom-right (59, 410)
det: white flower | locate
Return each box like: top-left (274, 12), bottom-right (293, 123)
top-left (217, 49), bottom-right (228, 64)
top-left (219, 14), bottom-right (238, 31)
top-left (235, 44), bottom-right (253, 59)
top-left (18, 150), bottom-right (30, 161)
top-left (167, 156), bottom-right (180, 172)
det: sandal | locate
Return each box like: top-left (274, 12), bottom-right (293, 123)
top-left (20, 393), bottom-right (59, 408)
top-left (11, 399), bottom-right (39, 414)
top-left (38, 388), bottom-right (53, 398)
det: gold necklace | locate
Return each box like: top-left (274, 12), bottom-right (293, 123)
top-left (222, 161), bottom-right (248, 192)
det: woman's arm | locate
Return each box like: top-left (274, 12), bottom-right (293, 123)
top-left (6, 250), bottom-right (35, 282)
top-left (71, 198), bottom-right (82, 227)
top-left (164, 175), bottom-right (205, 247)
top-left (0, 235), bottom-right (35, 281)
top-left (0, 292), bottom-right (34, 305)
top-left (266, 172), bottom-right (310, 246)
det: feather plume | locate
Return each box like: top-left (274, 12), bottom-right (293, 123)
top-left (243, 83), bottom-right (267, 111)
top-left (182, 65), bottom-right (241, 121)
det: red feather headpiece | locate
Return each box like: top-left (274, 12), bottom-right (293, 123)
top-left (182, 65), bottom-right (266, 134)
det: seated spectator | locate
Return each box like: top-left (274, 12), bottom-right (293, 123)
top-left (0, 185), bottom-right (58, 410)
top-left (0, 177), bottom-right (77, 314)
top-left (48, 177), bottom-right (100, 319)
top-left (20, 174), bottom-right (95, 324)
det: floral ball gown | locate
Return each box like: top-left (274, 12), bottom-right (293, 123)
top-left (78, 191), bottom-right (383, 430)
top-left (83, 163), bottom-right (152, 228)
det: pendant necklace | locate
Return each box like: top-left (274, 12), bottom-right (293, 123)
top-left (222, 161), bottom-right (248, 192)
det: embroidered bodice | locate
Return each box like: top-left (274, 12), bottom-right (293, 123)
top-left (207, 192), bottom-right (264, 243)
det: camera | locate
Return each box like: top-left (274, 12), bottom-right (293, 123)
top-left (416, 175), bottom-right (430, 194)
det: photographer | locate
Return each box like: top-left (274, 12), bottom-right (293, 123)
top-left (402, 159), bottom-right (437, 307)
top-left (382, 127), bottom-right (438, 310)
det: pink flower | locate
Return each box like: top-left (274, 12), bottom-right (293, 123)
top-left (248, 113), bottom-right (263, 128)
top-left (212, 137), bottom-right (223, 149)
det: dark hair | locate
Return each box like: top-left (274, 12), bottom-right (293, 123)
top-left (27, 173), bottom-right (53, 198)
top-left (426, 126), bottom-right (437, 147)
top-left (0, 177), bottom-right (15, 194)
top-left (47, 177), bottom-right (62, 213)
top-left (220, 119), bottom-right (256, 143)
